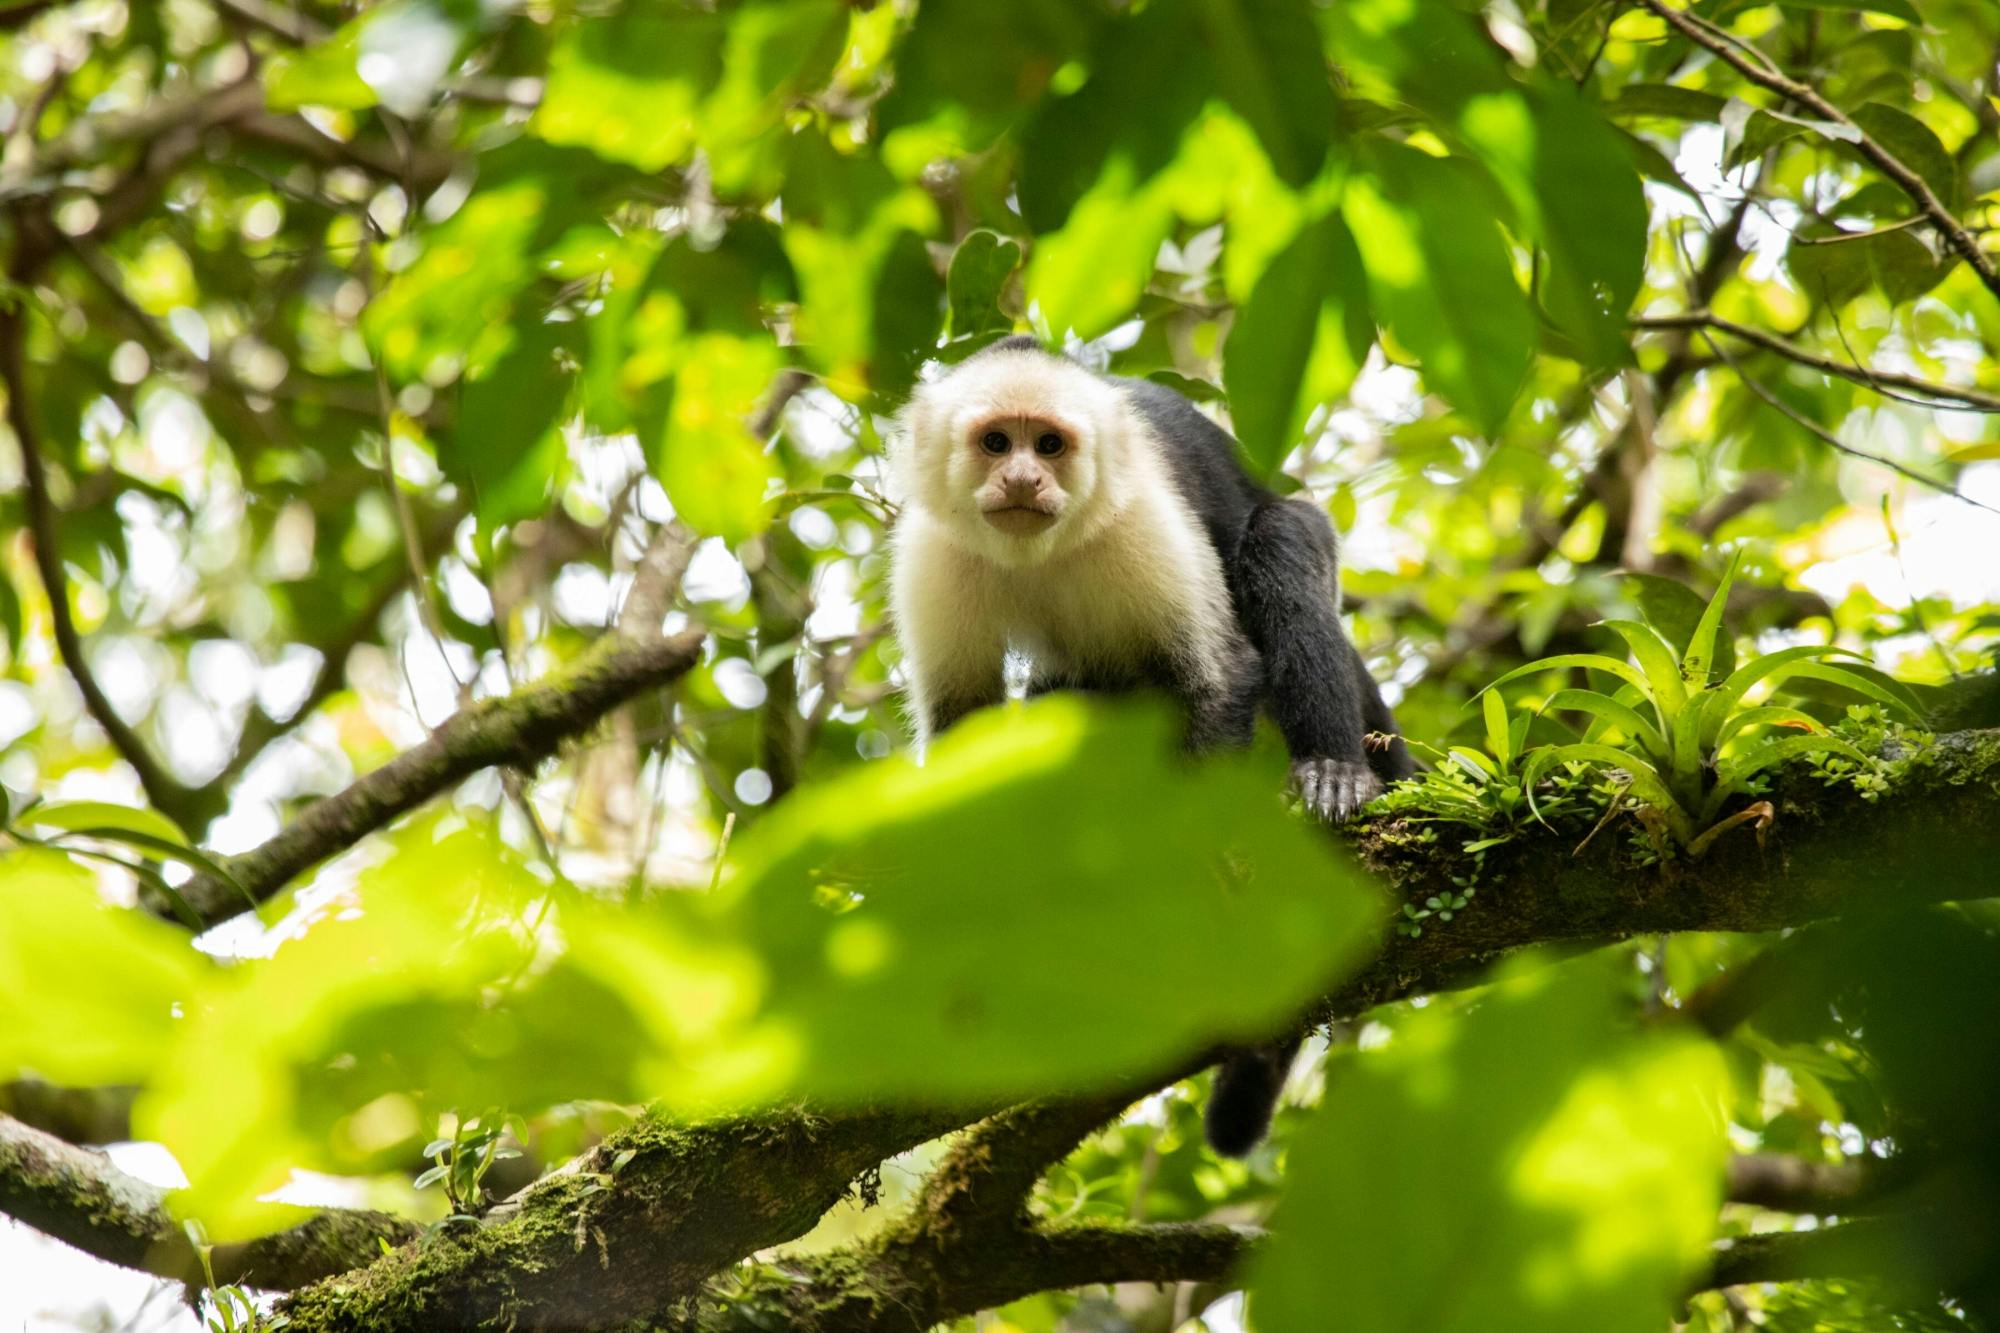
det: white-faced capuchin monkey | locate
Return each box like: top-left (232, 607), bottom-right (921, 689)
top-left (886, 335), bottom-right (1416, 1156)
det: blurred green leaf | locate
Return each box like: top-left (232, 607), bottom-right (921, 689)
top-left (1016, 0), bottom-right (1213, 233)
top-left (1252, 952), bottom-right (1727, 1331)
top-left (1024, 159), bottom-right (1178, 341)
top-left (1195, 0), bottom-right (1334, 189)
top-left (781, 134), bottom-right (942, 392)
top-left (19, 800), bottom-right (192, 847)
top-left (946, 230), bottom-right (1024, 338)
top-left (0, 850), bottom-right (203, 1086)
top-left (1517, 91), bottom-right (1648, 365)
top-left (1606, 84), bottom-right (1728, 122)
top-left (1224, 211), bottom-right (1372, 477)
top-left (454, 321), bottom-right (573, 534)
top-left (139, 822), bottom-right (653, 1239)
top-left (537, 0), bottom-right (844, 177)
top-left (263, 18), bottom-right (375, 112)
top-left (1346, 143), bottom-right (1535, 432)
top-left (1774, 0), bottom-right (1923, 23)
top-left (876, 0), bottom-right (1104, 147)
top-left (1847, 103), bottom-right (1956, 204)
top-left (696, 698), bottom-right (1383, 1105)
top-left (365, 182), bottom-right (544, 382)
top-left (653, 333), bottom-right (785, 542)
top-left (538, 3), bottom-right (721, 171)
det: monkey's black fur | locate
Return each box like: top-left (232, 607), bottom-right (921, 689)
top-left (966, 337), bottom-right (1414, 1156)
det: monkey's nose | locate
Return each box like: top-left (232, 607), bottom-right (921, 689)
top-left (1002, 477), bottom-right (1044, 506)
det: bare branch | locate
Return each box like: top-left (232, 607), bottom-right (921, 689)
top-left (1693, 330), bottom-right (2000, 517)
top-left (177, 627), bottom-right (708, 927)
top-left (1633, 311), bottom-right (2000, 413)
top-left (1637, 0), bottom-right (2000, 300)
top-left (618, 522), bottom-right (697, 643)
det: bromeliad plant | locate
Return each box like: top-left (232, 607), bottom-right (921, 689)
top-left (1485, 557), bottom-right (1927, 856)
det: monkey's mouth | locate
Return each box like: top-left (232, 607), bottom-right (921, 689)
top-left (981, 505), bottom-right (1060, 535)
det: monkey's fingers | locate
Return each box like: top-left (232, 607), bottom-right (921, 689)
top-left (1290, 758), bottom-right (1383, 822)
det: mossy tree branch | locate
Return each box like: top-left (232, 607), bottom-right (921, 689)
top-left (273, 1105), bottom-right (984, 1332)
top-left (0, 1111), bottom-right (417, 1291)
top-left (1321, 728), bottom-right (2000, 1022)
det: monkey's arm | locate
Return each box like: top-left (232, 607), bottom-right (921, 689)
top-left (1230, 498), bottom-right (1384, 820)
top-left (890, 517), bottom-right (1007, 745)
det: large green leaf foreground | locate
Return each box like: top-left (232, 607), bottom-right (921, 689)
top-left (3, 700), bottom-right (1379, 1236)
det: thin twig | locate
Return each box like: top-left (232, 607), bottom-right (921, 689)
top-left (1632, 312), bottom-right (2000, 413)
top-left (1880, 498), bottom-right (1961, 681)
top-left (1789, 215), bottom-right (1932, 245)
top-left (0, 306), bottom-right (196, 823)
top-left (1819, 298), bottom-right (1977, 415)
top-left (1694, 330), bottom-right (2000, 516)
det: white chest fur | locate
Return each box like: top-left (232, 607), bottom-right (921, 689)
top-left (991, 504), bottom-right (1228, 681)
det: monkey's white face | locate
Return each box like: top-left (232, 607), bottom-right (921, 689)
top-left (894, 350), bottom-right (1133, 567)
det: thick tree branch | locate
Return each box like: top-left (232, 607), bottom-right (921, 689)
top-left (12, 728), bottom-right (1995, 1327)
top-left (719, 1219), bottom-right (1259, 1331)
top-left (1633, 311), bottom-right (2000, 412)
top-left (0, 1111), bottom-right (416, 1290)
top-left (1637, 0), bottom-right (2000, 300)
top-left (1725, 1153), bottom-right (1892, 1215)
top-left (176, 626), bottom-right (708, 927)
top-left (276, 1104), bottom-right (980, 1331)
top-left (913, 1083), bottom-right (1165, 1245)
top-left (1696, 1212), bottom-right (1982, 1294)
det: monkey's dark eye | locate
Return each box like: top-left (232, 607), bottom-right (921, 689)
top-left (1034, 432), bottom-right (1065, 456)
top-left (980, 430), bottom-right (1010, 454)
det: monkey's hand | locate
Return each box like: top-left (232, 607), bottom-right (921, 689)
top-left (1291, 758), bottom-right (1383, 822)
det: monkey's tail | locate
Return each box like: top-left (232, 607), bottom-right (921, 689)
top-left (1203, 1038), bottom-right (1303, 1157)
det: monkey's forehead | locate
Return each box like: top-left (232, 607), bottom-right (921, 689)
top-left (918, 351), bottom-right (1116, 433)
